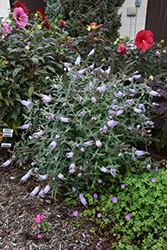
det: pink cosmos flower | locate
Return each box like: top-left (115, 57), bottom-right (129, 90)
top-left (1, 23), bottom-right (12, 34)
top-left (13, 7), bottom-right (28, 28)
top-left (117, 45), bottom-right (127, 54)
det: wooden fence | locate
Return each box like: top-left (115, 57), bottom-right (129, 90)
top-left (145, 0), bottom-right (167, 45)
top-left (10, 0), bottom-right (46, 14)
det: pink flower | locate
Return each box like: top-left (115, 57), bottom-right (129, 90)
top-left (73, 210), bottom-right (78, 217)
top-left (34, 214), bottom-right (41, 224)
top-left (1, 23), bottom-right (12, 34)
top-left (34, 226), bottom-right (37, 229)
top-left (117, 45), bottom-right (127, 54)
top-left (13, 7), bottom-right (28, 28)
top-left (37, 234), bottom-right (41, 238)
top-left (41, 215), bottom-right (44, 220)
top-left (135, 30), bottom-right (153, 51)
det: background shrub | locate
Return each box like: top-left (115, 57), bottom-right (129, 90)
top-left (44, 0), bottom-right (125, 41)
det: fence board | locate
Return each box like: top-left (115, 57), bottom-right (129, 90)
top-left (10, 0), bottom-right (46, 14)
top-left (145, 0), bottom-right (167, 45)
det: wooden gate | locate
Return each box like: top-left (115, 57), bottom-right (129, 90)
top-left (145, 0), bottom-right (167, 45)
top-left (10, 0), bottom-right (46, 14)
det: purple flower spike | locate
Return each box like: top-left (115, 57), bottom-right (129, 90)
top-left (30, 186), bottom-right (40, 196)
top-left (110, 169), bottom-right (116, 177)
top-left (100, 166), bottom-right (110, 173)
top-left (39, 94), bottom-right (52, 103)
top-left (151, 178), bottom-right (156, 183)
top-left (66, 152), bottom-right (74, 158)
top-left (49, 141), bottom-right (57, 149)
top-left (92, 97), bottom-right (97, 103)
top-left (19, 99), bottom-right (32, 107)
top-left (19, 122), bottom-right (32, 129)
top-left (79, 193), bottom-right (87, 206)
top-left (58, 173), bottom-right (64, 179)
top-left (43, 185), bottom-right (50, 194)
top-left (46, 113), bottom-right (54, 121)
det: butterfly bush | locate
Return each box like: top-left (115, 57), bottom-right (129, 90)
top-left (9, 53), bottom-right (155, 201)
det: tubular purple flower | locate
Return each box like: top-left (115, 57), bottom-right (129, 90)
top-left (133, 107), bottom-right (142, 113)
top-left (135, 150), bottom-right (147, 156)
top-left (75, 55), bottom-right (81, 65)
top-left (97, 85), bottom-right (107, 92)
top-left (46, 113), bottom-right (54, 121)
top-left (78, 68), bottom-right (87, 74)
top-left (38, 174), bottom-right (48, 180)
top-left (13, 7), bottom-right (28, 28)
top-left (2, 159), bottom-right (12, 167)
top-left (95, 139), bottom-right (102, 148)
top-left (77, 96), bottom-right (83, 102)
top-left (88, 48), bottom-right (95, 57)
top-left (21, 172), bottom-right (31, 182)
top-left (72, 187), bottom-right (76, 192)
top-left (19, 122), bottom-right (32, 129)
top-left (55, 134), bottom-right (60, 139)
top-left (39, 94), bottom-right (52, 103)
top-left (66, 152), bottom-right (74, 158)
top-left (105, 66), bottom-right (111, 75)
top-left (100, 166), bottom-right (110, 173)
top-left (62, 103), bottom-right (66, 109)
top-left (58, 173), bottom-right (64, 179)
top-left (92, 97), bottom-right (97, 103)
top-left (116, 110), bottom-right (124, 116)
top-left (84, 140), bottom-right (94, 147)
top-left (78, 112), bottom-right (86, 117)
top-left (2, 23), bottom-right (12, 34)
top-left (149, 90), bottom-right (159, 96)
top-left (108, 110), bottom-right (115, 115)
top-left (100, 125), bottom-right (108, 133)
top-left (126, 99), bottom-right (134, 105)
top-left (80, 147), bottom-right (85, 152)
top-left (69, 168), bottom-right (75, 173)
top-left (129, 88), bottom-right (136, 94)
top-left (19, 99), bottom-right (32, 107)
top-left (58, 117), bottom-right (69, 122)
top-left (78, 173), bottom-right (82, 178)
top-left (30, 186), bottom-right (40, 196)
top-left (32, 131), bottom-right (44, 138)
top-left (79, 193), bottom-right (87, 206)
top-left (110, 168), bottom-right (116, 176)
top-left (69, 163), bottom-right (75, 169)
top-left (115, 91), bottom-right (124, 97)
top-left (49, 141), bottom-right (57, 149)
top-left (38, 189), bottom-right (45, 196)
top-left (73, 142), bottom-right (79, 147)
top-left (107, 120), bottom-right (118, 128)
top-left (112, 105), bottom-right (120, 110)
top-left (89, 82), bottom-right (94, 89)
top-left (43, 185), bottom-right (51, 194)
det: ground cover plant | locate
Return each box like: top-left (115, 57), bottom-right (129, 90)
top-left (1, 1), bottom-right (167, 248)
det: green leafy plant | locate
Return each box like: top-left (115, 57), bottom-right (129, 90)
top-left (0, 3), bottom-right (75, 134)
top-left (4, 52), bottom-right (157, 201)
top-left (77, 168), bottom-right (167, 249)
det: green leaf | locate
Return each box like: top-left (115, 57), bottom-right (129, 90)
top-left (12, 67), bottom-right (22, 78)
top-left (11, 110), bottom-right (18, 121)
top-left (31, 57), bottom-right (39, 64)
top-left (28, 86), bottom-right (34, 98)
top-left (46, 65), bottom-right (55, 73)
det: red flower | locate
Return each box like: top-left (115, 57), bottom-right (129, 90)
top-left (14, 1), bottom-right (29, 15)
top-left (135, 30), bottom-right (153, 51)
top-left (35, 8), bottom-right (46, 21)
top-left (35, 8), bottom-right (50, 30)
top-left (117, 45), bottom-right (127, 54)
top-left (60, 20), bottom-right (65, 29)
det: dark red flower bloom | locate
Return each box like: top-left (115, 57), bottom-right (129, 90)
top-left (135, 30), bottom-right (153, 51)
top-left (117, 45), bottom-right (127, 54)
top-left (35, 8), bottom-right (50, 30)
top-left (60, 20), bottom-right (65, 29)
top-left (14, 1), bottom-right (29, 15)
top-left (35, 8), bottom-right (46, 21)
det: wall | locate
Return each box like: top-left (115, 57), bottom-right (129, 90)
top-left (0, 0), bottom-right (10, 21)
top-left (118, 0), bottom-right (148, 40)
